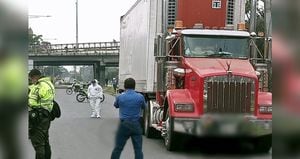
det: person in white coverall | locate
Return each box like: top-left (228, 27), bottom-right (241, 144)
top-left (88, 79), bottom-right (103, 118)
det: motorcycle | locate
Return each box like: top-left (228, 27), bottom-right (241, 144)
top-left (66, 82), bottom-right (82, 95)
top-left (76, 90), bottom-right (105, 103)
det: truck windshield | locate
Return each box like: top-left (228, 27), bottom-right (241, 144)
top-left (183, 35), bottom-right (250, 58)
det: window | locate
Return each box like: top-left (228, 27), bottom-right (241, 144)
top-left (183, 35), bottom-right (250, 58)
top-left (212, 0), bottom-right (222, 9)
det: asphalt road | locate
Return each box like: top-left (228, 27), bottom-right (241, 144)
top-left (26, 89), bottom-right (271, 159)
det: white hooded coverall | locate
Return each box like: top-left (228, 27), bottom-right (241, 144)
top-left (87, 83), bottom-right (103, 117)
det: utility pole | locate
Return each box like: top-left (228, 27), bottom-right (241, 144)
top-left (250, 0), bottom-right (257, 63)
top-left (76, 0), bottom-right (79, 51)
top-left (249, 0), bottom-right (257, 35)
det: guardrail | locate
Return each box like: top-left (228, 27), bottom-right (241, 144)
top-left (29, 41), bottom-right (120, 56)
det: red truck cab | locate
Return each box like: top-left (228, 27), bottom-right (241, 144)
top-left (159, 28), bottom-right (272, 151)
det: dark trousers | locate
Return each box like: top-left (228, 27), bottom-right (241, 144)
top-left (0, 117), bottom-right (20, 159)
top-left (111, 120), bottom-right (143, 159)
top-left (29, 111), bottom-right (51, 159)
top-left (0, 101), bottom-right (25, 159)
top-left (113, 84), bottom-right (117, 91)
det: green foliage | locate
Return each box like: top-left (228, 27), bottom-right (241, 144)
top-left (245, 0), bottom-right (265, 32)
top-left (29, 30), bottom-right (44, 45)
top-left (245, 0), bottom-right (265, 56)
top-left (105, 67), bottom-right (119, 80)
top-left (43, 66), bottom-right (68, 77)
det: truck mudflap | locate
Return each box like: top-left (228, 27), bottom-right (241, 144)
top-left (172, 114), bottom-right (272, 137)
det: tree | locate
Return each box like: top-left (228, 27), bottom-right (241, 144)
top-left (43, 66), bottom-right (68, 78)
top-left (105, 67), bottom-right (119, 81)
top-left (245, 0), bottom-right (265, 57)
top-left (28, 28), bottom-right (44, 45)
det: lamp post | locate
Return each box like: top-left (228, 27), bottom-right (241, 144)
top-left (75, 0), bottom-right (79, 80)
top-left (76, 0), bottom-right (79, 50)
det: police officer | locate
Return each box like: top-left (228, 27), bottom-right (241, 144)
top-left (28, 69), bottom-right (55, 159)
top-left (0, 54), bottom-right (26, 159)
top-left (111, 78), bottom-right (146, 159)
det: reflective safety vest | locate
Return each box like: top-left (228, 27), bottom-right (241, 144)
top-left (28, 77), bottom-right (55, 112)
top-left (0, 56), bottom-right (26, 100)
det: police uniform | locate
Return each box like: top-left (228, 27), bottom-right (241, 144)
top-left (0, 56), bottom-right (26, 159)
top-left (28, 77), bottom-right (55, 159)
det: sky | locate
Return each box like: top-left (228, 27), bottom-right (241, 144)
top-left (28, 0), bottom-right (137, 44)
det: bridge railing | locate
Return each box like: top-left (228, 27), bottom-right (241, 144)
top-left (29, 41), bottom-right (120, 56)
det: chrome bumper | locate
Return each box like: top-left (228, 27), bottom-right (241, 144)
top-left (173, 115), bottom-right (272, 137)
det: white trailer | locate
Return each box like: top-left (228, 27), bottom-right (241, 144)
top-left (119, 0), bottom-right (162, 92)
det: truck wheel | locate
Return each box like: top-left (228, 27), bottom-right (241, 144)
top-left (164, 110), bottom-right (180, 151)
top-left (253, 134), bottom-right (272, 153)
top-left (66, 88), bottom-right (73, 95)
top-left (144, 101), bottom-right (159, 138)
top-left (76, 93), bottom-right (86, 102)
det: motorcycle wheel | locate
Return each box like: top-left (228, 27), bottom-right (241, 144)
top-left (66, 88), bottom-right (73, 95)
top-left (76, 93), bottom-right (86, 102)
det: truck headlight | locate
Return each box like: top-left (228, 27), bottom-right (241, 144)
top-left (175, 104), bottom-right (194, 112)
top-left (259, 105), bottom-right (272, 114)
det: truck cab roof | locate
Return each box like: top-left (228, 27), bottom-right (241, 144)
top-left (181, 29), bottom-right (250, 37)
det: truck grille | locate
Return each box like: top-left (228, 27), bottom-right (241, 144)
top-left (204, 75), bottom-right (255, 113)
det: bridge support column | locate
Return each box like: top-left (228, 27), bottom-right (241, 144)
top-left (99, 65), bottom-right (105, 86)
top-left (95, 62), bottom-right (105, 86)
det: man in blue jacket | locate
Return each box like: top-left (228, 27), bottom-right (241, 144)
top-left (111, 78), bottom-right (146, 159)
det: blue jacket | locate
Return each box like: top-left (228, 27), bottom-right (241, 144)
top-left (114, 89), bottom-right (146, 121)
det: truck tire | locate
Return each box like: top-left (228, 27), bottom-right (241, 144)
top-left (76, 93), bottom-right (86, 102)
top-left (66, 88), bottom-right (73, 95)
top-left (253, 134), bottom-right (272, 153)
top-left (144, 101), bottom-right (159, 138)
top-left (164, 109), bottom-right (180, 151)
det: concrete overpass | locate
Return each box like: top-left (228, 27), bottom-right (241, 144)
top-left (28, 41), bottom-right (119, 85)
